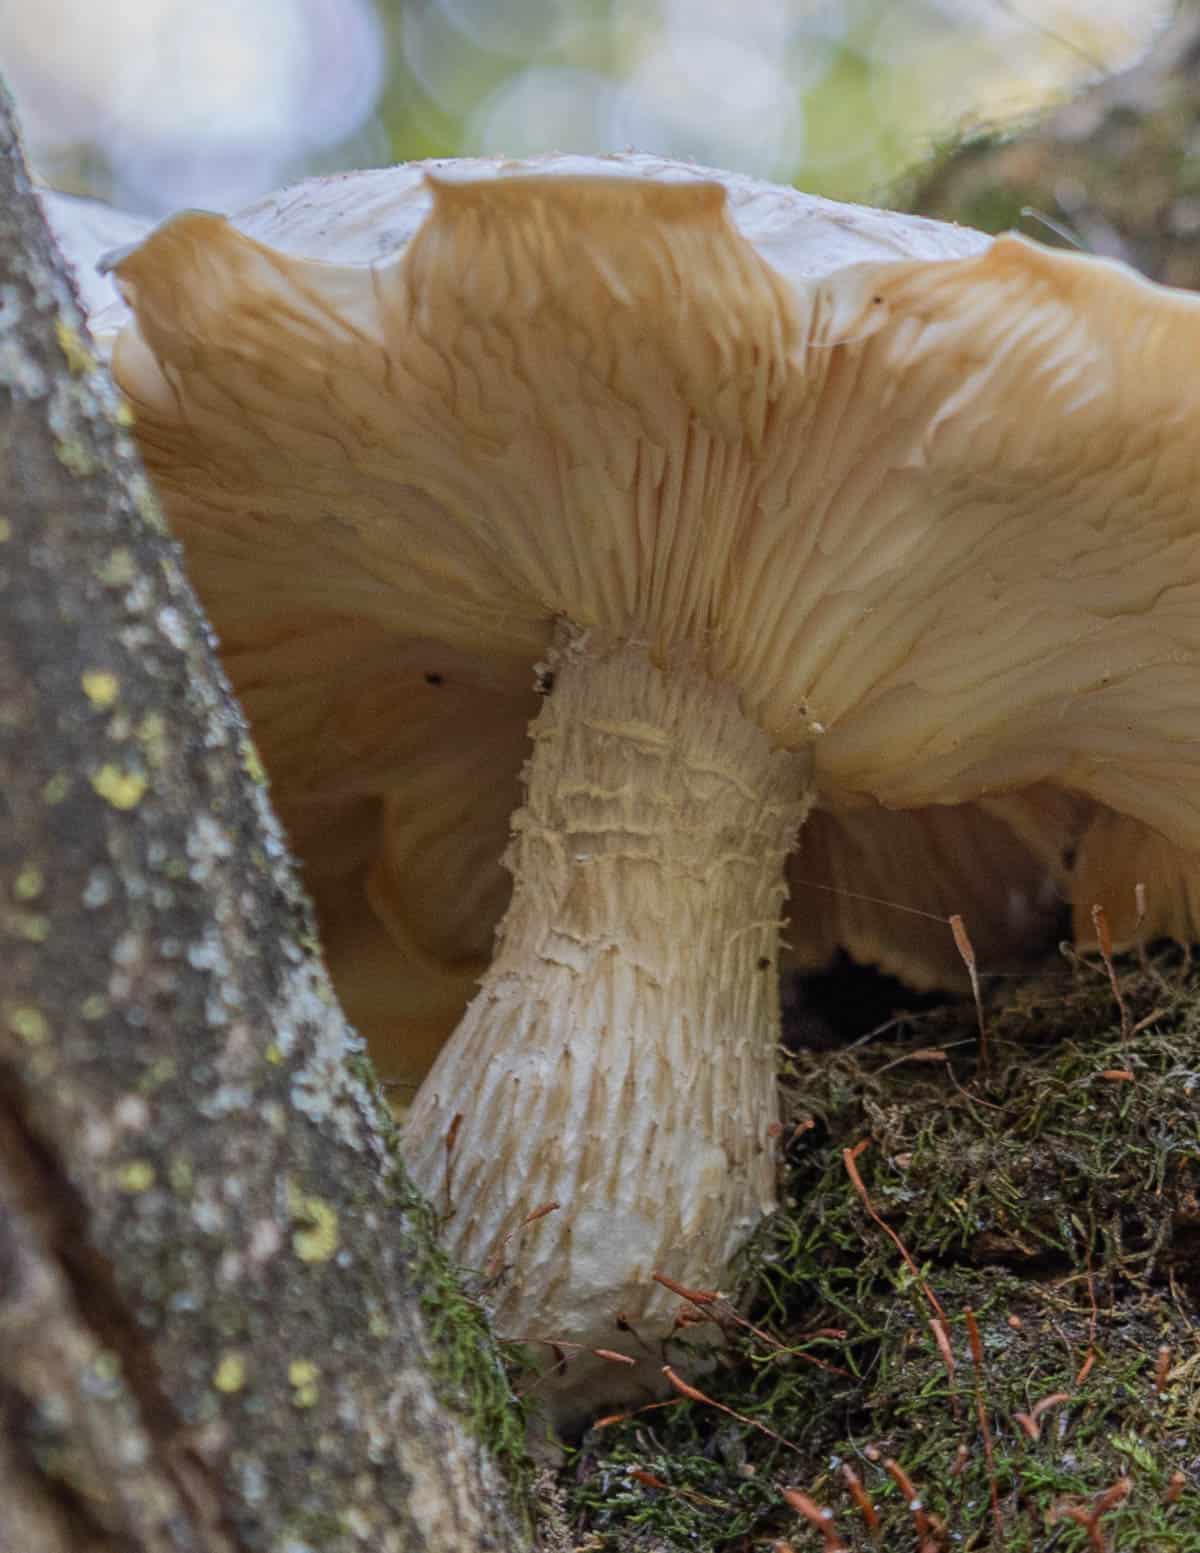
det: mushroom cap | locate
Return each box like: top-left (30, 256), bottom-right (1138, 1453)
top-left (40, 190), bottom-right (151, 321)
top-left (105, 154), bottom-right (1200, 1070)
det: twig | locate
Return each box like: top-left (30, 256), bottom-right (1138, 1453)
top-left (965, 1308), bottom-right (1003, 1544)
top-left (843, 1142), bottom-right (947, 1322)
top-left (950, 914), bottom-right (988, 1068)
top-left (1091, 904), bottom-right (1131, 1051)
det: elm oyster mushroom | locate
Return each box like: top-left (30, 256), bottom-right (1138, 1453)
top-left (102, 154), bottom-right (1200, 1400)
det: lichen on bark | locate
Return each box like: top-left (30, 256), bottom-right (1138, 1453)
top-left (0, 81), bottom-right (531, 1553)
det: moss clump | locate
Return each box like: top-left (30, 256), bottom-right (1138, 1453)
top-left (346, 1054), bottom-right (534, 1520)
top-left (886, 120), bottom-right (1053, 238)
top-left (562, 948), bottom-right (1200, 1550)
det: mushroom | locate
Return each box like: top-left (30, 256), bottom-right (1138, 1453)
top-left (40, 190), bottom-right (151, 320)
top-left (101, 154), bottom-right (1200, 1406)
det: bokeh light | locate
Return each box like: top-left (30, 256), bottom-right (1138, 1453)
top-left (1, 0), bottom-right (385, 211)
top-left (0, 0), bottom-right (1172, 217)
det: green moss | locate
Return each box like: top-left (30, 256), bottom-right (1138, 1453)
top-left (346, 1053), bottom-right (535, 1525)
top-left (564, 949), bottom-right (1200, 1549)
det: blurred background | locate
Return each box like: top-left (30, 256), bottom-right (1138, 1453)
top-left (0, 0), bottom-right (1171, 216)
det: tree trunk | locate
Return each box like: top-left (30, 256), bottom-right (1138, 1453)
top-left (0, 83), bottom-right (531, 1553)
top-left (900, 2), bottom-right (1200, 287)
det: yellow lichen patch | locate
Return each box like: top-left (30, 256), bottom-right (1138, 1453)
top-left (96, 548), bottom-right (137, 587)
top-left (114, 397), bottom-right (135, 429)
top-left (138, 712), bottom-right (169, 769)
top-left (131, 475), bottom-right (167, 533)
top-left (92, 764), bottom-right (147, 810)
top-left (6, 910), bottom-right (49, 942)
top-left (289, 1186), bottom-right (339, 1263)
top-left (55, 318), bottom-right (97, 376)
top-left (56, 439), bottom-right (98, 478)
top-left (115, 1159), bottom-right (156, 1192)
top-left (239, 736), bottom-right (267, 787)
top-left (43, 772), bottom-right (71, 805)
top-left (6, 1005), bottom-right (50, 1045)
top-left (213, 1352), bottom-right (246, 1393)
top-left (13, 865), bottom-right (44, 900)
top-left (79, 993), bottom-right (108, 1021)
top-left (287, 1358), bottom-right (319, 1408)
top-left (93, 1352), bottom-right (120, 1383)
top-left (265, 1042), bottom-right (283, 1066)
top-left (81, 670), bottom-right (120, 709)
top-left (0, 517), bottom-right (11, 543)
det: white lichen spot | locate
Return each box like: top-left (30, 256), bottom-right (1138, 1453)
top-left (204, 992), bottom-right (230, 1029)
top-left (83, 868), bottom-right (114, 909)
top-left (157, 605), bottom-right (188, 650)
top-left (113, 1094), bottom-right (149, 1132)
top-left (0, 283), bottom-right (48, 397)
top-left (219, 1249), bottom-right (243, 1284)
top-left (115, 1159), bottom-right (156, 1192)
top-left (341, 1506), bottom-right (372, 1540)
top-left (249, 1217), bottom-right (282, 1264)
top-left (82, 1116), bottom-right (115, 1158)
top-left (273, 964), bottom-right (372, 1153)
top-left (6, 1005), bottom-right (49, 1045)
top-left (0, 344), bottom-right (45, 397)
top-left (213, 1352), bottom-right (246, 1393)
top-left (187, 928), bottom-right (230, 976)
top-left (112, 931), bottom-right (142, 969)
top-left (124, 574), bottom-right (153, 616)
top-left (187, 814), bottom-right (233, 883)
top-left (192, 1191), bottom-right (226, 1235)
top-left (92, 764), bottom-right (147, 810)
top-left (200, 1083), bottom-right (254, 1118)
top-left (261, 1101), bottom-right (286, 1134)
top-left (117, 1431), bottom-right (149, 1470)
top-left (239, 1457), bottom-right (267, 1504)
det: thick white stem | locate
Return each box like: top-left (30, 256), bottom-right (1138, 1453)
top-left (404, 636), bottom-right (813, 1403)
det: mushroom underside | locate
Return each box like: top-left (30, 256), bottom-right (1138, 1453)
top-left (99, 157), bottom-right (1200, 1413)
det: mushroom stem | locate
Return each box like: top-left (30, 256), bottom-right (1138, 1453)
top-left (404, 633), bottom-right (813, 1396)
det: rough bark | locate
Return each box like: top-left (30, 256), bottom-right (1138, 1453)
top-left (0, 83), bottom-right (530, 1553)
top-left (900, 2), bottom-right (1200, 287)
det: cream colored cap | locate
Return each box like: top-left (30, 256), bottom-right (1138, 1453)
top-left (106, 156), bottom-right (1200, 1052)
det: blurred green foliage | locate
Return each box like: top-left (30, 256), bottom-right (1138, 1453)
top-left (373, 0), bottom-right (1156, 202)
